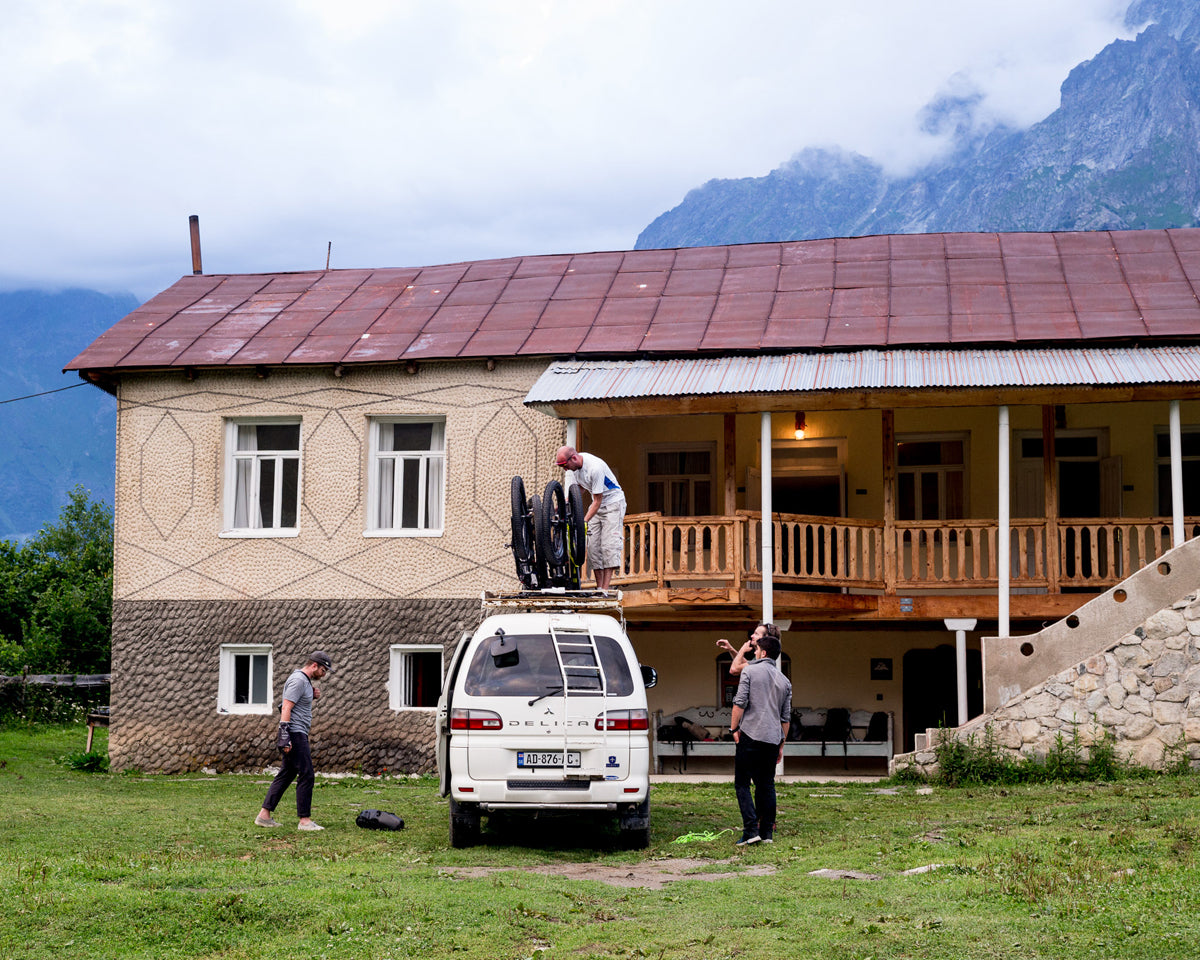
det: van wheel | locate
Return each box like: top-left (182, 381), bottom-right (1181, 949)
top-left (449, 799), bottom-right (480, 848)
top-left (618, 796), bottom-right (651, 850)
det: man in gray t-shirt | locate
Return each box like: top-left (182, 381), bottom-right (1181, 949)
top-left (256, 651), bottom-right (332, 831)
top-left (728, 625), bottom-right (791, 845)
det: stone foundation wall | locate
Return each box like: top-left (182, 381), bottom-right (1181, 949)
top-left (111, 597), bottom-right (476, 774)
top-left (895, 593), bottom-right (1200, 775)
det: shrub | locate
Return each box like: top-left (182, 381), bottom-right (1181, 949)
top-left (57, 749), bottom-right (109, 772)
top-left (929, 718), bottom-right (1161, 786)
top-left (933, 724), bottom-right (1022, 786)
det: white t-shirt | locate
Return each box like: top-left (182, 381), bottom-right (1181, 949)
top-left (571, 452), bottom-right (625, 509)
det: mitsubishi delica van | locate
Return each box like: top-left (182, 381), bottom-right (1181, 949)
top-left (436, 594), bottom-right (655, 848)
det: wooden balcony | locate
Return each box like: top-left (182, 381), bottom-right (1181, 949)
top-left (615, 511), bottom-right (1200, 620)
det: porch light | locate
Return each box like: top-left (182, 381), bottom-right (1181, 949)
top-left (793, 412), bottom-right (806, 440)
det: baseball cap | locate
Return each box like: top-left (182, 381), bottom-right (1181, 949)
top-left (309, 651), bottom-right (333, 673)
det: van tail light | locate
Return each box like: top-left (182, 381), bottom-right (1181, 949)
top-left (450, 708), bottom-right (502, 730)
top-left (595, 709), bottom-right (649, 731)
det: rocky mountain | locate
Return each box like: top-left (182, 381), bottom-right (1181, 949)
top-left (0, 290), bottom-right (136, 540)
top-left (637, 0), bottom-right (1200, 248)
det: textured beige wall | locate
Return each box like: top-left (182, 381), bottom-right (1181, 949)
top-left (113, 360), bottom-right (562, 601)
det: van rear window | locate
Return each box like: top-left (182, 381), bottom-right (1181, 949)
top-left (463, 634), bottom-right (634, 698)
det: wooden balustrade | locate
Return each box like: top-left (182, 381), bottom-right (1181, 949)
top-left (615, 512), bottom-right (1200, 596)
top-left (893, 519), bottom-right (1048, 588)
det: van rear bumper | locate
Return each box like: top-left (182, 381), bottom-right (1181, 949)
top-left (478, 801), bottom-right (623, 812)
top-left (450, 777), bottom-right (648, 807)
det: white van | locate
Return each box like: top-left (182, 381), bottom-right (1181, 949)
top-left (436, 592), bottom-right (655, 848)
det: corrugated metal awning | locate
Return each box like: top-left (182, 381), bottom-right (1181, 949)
top-left (524, 346), bottom-right (1200, 416)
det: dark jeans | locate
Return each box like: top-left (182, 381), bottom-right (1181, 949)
top-left (734, 733), bottom-right (778, 836)
top-left (262, 731), bottom-right (314, 818)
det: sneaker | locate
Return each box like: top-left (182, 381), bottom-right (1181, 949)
top-left (254, 814), bottom-right (279, 827)
top-left (760, 835), bottom-right (774, 844)
top-left (297, 820), bottom-right (325, 831)
top-left (736, 831), bottom-right (761, 846)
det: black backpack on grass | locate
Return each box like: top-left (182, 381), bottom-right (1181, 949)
top-left (356, 809), bottom-right (404, 831)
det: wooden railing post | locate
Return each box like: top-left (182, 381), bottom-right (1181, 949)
top-left (655, 515), bottom-right (665, 591)
top-left (732, 515), bottom-right (744, 595)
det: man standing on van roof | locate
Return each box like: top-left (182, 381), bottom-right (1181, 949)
top-left (555, 446), bottom-right (626, 592)
top-left (256, 651), bottom-right (332, 832)
top-left (728, 626), bottom-right (791, 846)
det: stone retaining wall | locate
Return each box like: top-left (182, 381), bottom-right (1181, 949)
top-left (894, 592), bottom-right (1200, 776)
top-left (110, 597), bottom-right (476, 774)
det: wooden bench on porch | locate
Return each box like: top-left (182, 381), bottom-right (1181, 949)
top-left (653, 705), bottom-right (894, 773)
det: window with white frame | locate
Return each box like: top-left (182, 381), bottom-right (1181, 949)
top-left (369, 418), bottom-right (445, 534)
top-left (217, 644), bottom-right (273, 714)
top-left (224, 420), bottom-right (301, 534)
top-left (896, 434), bottom-right (967, 521)
top-left (643, 443), bottom-right (714, 516)
top-left (1155, 426), bottom-right (1200, 515)
top-left (389, 644), bottom-right (443, 709)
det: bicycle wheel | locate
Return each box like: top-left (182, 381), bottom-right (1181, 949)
top-left (530, 492), bottom-right (549, 587)
top-left (510, 476), bottom-right (533, 562)
top-left (566, 483), bottom-right (586, 568)
top-left (539, 480), bottom-right (569, 569)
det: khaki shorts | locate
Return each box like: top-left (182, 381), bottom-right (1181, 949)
top-left (587, 499), bottom-right (626, 570)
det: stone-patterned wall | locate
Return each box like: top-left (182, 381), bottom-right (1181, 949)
top-left (111, 597), bottom-right (476, 774)
top-left (895, 593), bottom-right (1200, 775)
top-left (113, 360), bottom-right (562, 602)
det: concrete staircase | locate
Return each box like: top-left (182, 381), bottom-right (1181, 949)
top-left (894, 535), bottom-right (1200, 773)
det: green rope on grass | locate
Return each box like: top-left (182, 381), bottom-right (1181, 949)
top-left (671, 828), bottom-right (734, 844)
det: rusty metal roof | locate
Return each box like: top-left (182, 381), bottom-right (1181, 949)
top-left (66, 229), bottom-right (1200, 373)
top-left (522, 346), bottom-right (1200, 411)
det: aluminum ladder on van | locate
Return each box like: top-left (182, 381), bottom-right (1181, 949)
top-left (548, 617), bottom-right (608, 778)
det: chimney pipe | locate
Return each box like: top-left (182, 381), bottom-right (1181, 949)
top-left (189, 215), bottom-right (203, 274)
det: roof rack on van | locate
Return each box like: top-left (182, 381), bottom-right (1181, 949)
top-left (480, 588), bottom-right (623, 619)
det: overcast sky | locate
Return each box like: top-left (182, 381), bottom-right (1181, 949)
top-left (1, 0), bottom-right (1137, 301)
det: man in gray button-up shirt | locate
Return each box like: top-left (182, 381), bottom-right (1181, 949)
top-left (729, 624), bottom-right (791, 845)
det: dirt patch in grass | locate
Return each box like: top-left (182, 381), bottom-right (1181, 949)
top-left (444, 857), bottom-right (777, 889)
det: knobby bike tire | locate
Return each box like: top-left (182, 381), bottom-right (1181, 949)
top-left (539, 480), bottom-right (569, 568)
top-left (510, 476), bottom-right (533, 562)
top-left (566, 483), bottom-right (586, 568)
top-left (530, 492), bottom-right (549, 586)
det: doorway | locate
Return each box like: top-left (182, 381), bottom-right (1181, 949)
top-left (901, 644), bottom-right (982, 753)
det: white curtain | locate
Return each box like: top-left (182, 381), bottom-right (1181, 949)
top-left (425, 421), bottom-right (445, 530)
top-left (233, 425), bottom-right (261, 528)
top-left (377, 424), bottom-right (395, 528)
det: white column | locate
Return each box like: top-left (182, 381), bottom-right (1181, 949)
top-left (998, 406), bottom-right (1010, 639)
top-left (1170, 400), bottom-right (1184, 547)
top-left (563, 420), bottom-right (578, 494)
top-left (944, 618), bottom-right (977, 726)
top-left (761, 412), bottom-right (774, 624)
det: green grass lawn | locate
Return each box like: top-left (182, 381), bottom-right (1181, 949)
top-left (2, 725), bottom-right (1199, 959)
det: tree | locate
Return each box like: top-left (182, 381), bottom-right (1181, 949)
top-left (0, 486), bottom-right (112, 674)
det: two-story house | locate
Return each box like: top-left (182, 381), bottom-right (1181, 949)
top-left (67, 228), bottom-right (1200, 773)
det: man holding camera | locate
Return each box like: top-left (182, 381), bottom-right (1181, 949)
top-left (719, 624), bottom-right (790, 845)
top-left (255, 650), bottom-right (332, 831)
